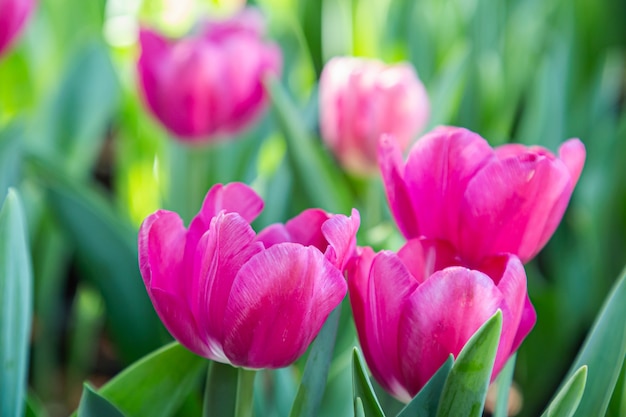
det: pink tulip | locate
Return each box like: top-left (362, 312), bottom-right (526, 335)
top-left (348, 238), bottom-right (536, 402)
top-left (0, 0), bottom-right (35, 58)
top-left (379, 126), bottom-right (586, 265)
top-left (137, 8), bottom-right (282, 141)
top-left (138, 183), bottom-right (359, 368)
top-left (319, 57), bottom-right (429, 176)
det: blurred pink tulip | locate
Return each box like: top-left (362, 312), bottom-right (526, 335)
top-left (138, 183), bottom-right (359, 368)
top-left (348, 238), bottom-right (536, 402)
top-left (137, 8), bottom-right (282, 141)
top-left (379, 126), bottom-right (586, 265)
top-left (319, 57), bottom-right (429, 176)
top-left (0, 0), bottom-right (35, 57)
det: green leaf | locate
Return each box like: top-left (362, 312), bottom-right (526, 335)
top-left (0, 189), bottom-right (32, 417)
top-left (0, 124), bottom-right (23, 203)
top-left (38, 163), bottom-right (164, 361)
top-left (436, 310), bottom-right (503, 417)
top-left (567, 269), bottom-right (626, 417)
top-left (492, 353), bottom-right (516, 417)
top-left (541, 366), bottom-right (587, 417)
top-left (71, 342), bottom-right (206, 417)
top-left (34, 40), bottom-right (119, 177)
top-left (265, 75), bottom-right (352, 214)
top-left (355, 398), bottom-right (366, 417)
top-left (397, 355), bottom-right (454, 417)
top-left (289, 305), bottom-right (342, 417)
top-left (78, 384), bottom-right (126, 417)
top-left (352, 348), bottom-right (386, 417)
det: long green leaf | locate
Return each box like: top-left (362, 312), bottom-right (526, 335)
top-left (397, 355), bottom-right (454, 417)
top-left (541, 366), bottom-right (587, 417)
top-left (78, 385), bottom-right (126, 417)
top-left (352, 348), bottom-right (386, 417)
top-left (436, 311), bottom-right (503, 417)
top-left (567, 269), bottom-right (626, 417)
top-left (0, 189), bottom-right (32, 417)
top-left (39, 165), bottom-right (163, 361)
top-left (71, 342), bottom-right (206, 417)
top-left (265, 76), bottom-right (352, 214)
top-left (290, 305), bottom-right (342, 417)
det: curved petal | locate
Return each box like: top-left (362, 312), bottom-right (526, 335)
top-left (351, 251), bottom-right (420, 402)
top-left (378, 135), bottom-right (420, 237)
top-left (222, 243), bottom-right (346, 368)
top-left (397, 238), bottom-right (461, 284)
top-left (398, 267), bottom-right (503, 397)
top-left (191, 212), bottom-right (263, 355)
top-left (478, 254), bottom-right (530, 373)
top-left (461, 148), bottom-right (573, 264)
top-left (511, 294), bottom-right (537, 352)
top-left (558, 138), bottom-right (586, 186)
top-left (402, 126), bottom-right (493, 245)
top-left (322, 208), bottom-right (361, 270)
top-left (256, 208), bottom-right (330, 249)
top-left (138, 210), bottom-right (186, 294)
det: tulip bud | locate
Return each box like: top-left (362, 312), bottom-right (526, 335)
top-left (138, 182), bottom-right (359, 369)
top-left (0, 0), bottom-right (35, 58)
top-left (137, 8), bottom-right (282, 142)
top-left (319, 57), bottom-right (429, 176)
top-left (348, 238), bottom-right (536, 402)
top-left (379, 126), bottom-right (586, 265)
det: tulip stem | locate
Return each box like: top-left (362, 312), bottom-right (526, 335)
top-left (235, 368), bottom-right (256, 417)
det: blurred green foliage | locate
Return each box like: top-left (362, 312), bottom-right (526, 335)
top-left (0, 0), bottom-right (624, 416)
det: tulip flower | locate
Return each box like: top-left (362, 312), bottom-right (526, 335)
top-left (137, 8), bottom-right (282, 141)
top-left (319, 57), bottom-right (429, 176)
top-left (138, 183), bottom-right (359, 368)
top-left (0, 0), bottom-right (35, 58)
top-left (379, 126), bottom-right (586, 265)
top-left (348, 238), bottom-right (536, 402)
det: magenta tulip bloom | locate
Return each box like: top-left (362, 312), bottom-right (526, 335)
top-left (137, 8), bottom-right (282, 141)
top-left (0, 0), bottom-right (35, 58)
top-left (348, 238), bottom-right (536, 402)
top-left (319, 57), bottom-right (429, 176)
top-left (138, 183), bottom-right (359, 368)
top-left (379, 126), bottom-right (586, 265)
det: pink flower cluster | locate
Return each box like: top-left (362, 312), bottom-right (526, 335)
top-left (348, 126), bottom-right (585, 401)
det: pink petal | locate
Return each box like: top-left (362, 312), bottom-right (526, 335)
top-left (478, 254), bottom-right (529, 374)
top-left (397, 238), bottom-right (462, 284)
top-left (402, 126), bottom-right (493, 244)
top-left (138, 210), bottom-right (186, 294)
top-left (256, 209), bottom-right (329, 249)
top-left (461, 148), bottom-right (573, 264)
top-left (511, 294), bottom-right (537, 352)
top-left (191, 212), bottom-right (263, 355)
top-left (222, 243), bottom-right (346, 368)
top-left (0, 0), bottom-right (35, 56)
top-left (398, 267), bottom-right (503, 397)
top-left (558, 138), bottom-right (586, 186)
top-left (322, 208), bottom-right (361, 270)
top-left (378, 135), bottom-right (420, 237)
top-left (353, 251), bottom-right (420, 402)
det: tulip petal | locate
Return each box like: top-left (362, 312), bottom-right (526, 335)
top-left (191, 212), bottom-right (263, 355)
top-left (402, 126), bottom-right (493, 245)
top-left (138, 210), bottom-right (186, 294)
top-left (322, 208), bottom-right (361, 269)
top-left (256, 209), bottom-right (329, 249)
top-left (511, 294), bottom-right (537, 352)
top-left (378, 135), bottom-right (420, 237)
top-left (558, 138), bottom-right (586, 186)
top-left (222, 243), bottom-right (346, 368)
top-left (397, 238), bottom-right (461, 284)
top-left (398, 267), bottom-right (503, 396)
top-left (352, 251), bottom-right (420, 401)
top-left (461, 148), bottom-right (572, 263)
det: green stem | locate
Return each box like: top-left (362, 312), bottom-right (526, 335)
top-left (235, 368), bottom-right (257, 417)
top-left (493, 353), bottom-right (517, 417)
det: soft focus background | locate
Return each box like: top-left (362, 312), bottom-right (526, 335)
top-left (1, 0), bottom-right (625, 416)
